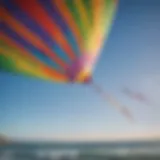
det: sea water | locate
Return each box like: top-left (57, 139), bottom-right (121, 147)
top-left (0, 140), bottom-right (160, 160)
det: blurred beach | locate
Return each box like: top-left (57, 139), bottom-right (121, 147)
top-left (0, 140), bottom-right (160, 160)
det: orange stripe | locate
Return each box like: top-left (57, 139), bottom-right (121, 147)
top-left (92, 0), bottom-right (103, 26)
top-left (14, 0), bottom-right (76, 61)
top-left (1, 7), bottom-right (67, 69)
top-left (0, 33), bottom-right (68, 82)
top-left (54, 0), bottom-right (84, 54)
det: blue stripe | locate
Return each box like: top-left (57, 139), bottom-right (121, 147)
top-left (1, 0), bottom-right (72, 63)
top-left (38, 0), bottom-right (81, 57)
top-left (1, 23), bottom-right (64, 73)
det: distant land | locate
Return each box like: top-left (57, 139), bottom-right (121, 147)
top-left (0, 134), bottom-right (10, 145)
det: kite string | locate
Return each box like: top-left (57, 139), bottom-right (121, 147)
top-left (90, 81), bottom-right (134, 122)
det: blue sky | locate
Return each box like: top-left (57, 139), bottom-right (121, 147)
top-left (0, 0), bottom-right (160, 141)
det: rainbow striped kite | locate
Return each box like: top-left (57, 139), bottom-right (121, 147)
top-left (0, 0), bottom-right (118, 83)
top-left (0, 0), bottom-right (133, 121)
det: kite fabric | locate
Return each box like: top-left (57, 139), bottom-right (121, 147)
top-left (0, 0), bottom-right (134, 121)
top-left (0, 0), bottom-right (118, 83)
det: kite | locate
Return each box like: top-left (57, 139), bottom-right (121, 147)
top-left (0, 0), bottom-right (133, 121)
top-left (122, 87), bottom-right (155, 108)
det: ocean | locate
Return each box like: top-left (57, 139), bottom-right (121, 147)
top-left (0, 140), bottom-right (160, 160)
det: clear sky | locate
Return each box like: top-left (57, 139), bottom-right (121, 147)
top-left (0, 0), bottom-right (160, 141)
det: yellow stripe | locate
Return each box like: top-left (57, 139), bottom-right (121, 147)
top-left (86, 0), bottom-right (104, 54)
top-left (0, 7), bottom-right (67, 69)
top-left (83, 0), bottom-right (118, 74)
top-left (1, 46), bottom-right (52, 80)
top-left (87, 0), bottom-right (117, 54)
top-left (0, 35), bottom-right (68, 82)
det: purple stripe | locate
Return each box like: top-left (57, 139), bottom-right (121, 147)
top-left (1, 0), bottom-right (54, 47)
top-left (38, 0), bottom-right (81, 56)
top-left (1, 0), bottom-right (72, 63)
top-left (1, 23), bottom-right (64, 72)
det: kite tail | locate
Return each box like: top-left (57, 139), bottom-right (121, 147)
top-left (90, 81), bottom-right (134, 122)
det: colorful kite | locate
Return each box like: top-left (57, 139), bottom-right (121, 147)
top-left (0, 0), bottom-right (133, 121)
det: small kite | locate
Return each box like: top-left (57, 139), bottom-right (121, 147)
top-left (0, 0), bottom-right (133, 121)
top-left (122, 87), bottom-right (152, 107)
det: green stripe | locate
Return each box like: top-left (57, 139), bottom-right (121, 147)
top-left (0, 54), bottom-right (17, 73)
top-left (103, 0), bottom-right (117, 33)
top-left (0, 40), bottom-right (42, 77)
top-left (65, 0), bottom-right (86, 39)
top-left (82, 0), bottom-right (93, 25)
top-left (0, 53), bottom-right (39, 78)
top-left (0, 40), bottom-right (38, 68)
top-left (0, 41), bottom-right (50, 79)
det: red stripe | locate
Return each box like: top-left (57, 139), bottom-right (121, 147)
top-left (54, 0), bottom-right (84, 54)
top-left (1, 7), bottom-right (68, 69)
top-left (14, 0), bottom-right (76, 60)
top-left (0, 33), bottom-right (68, 82)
